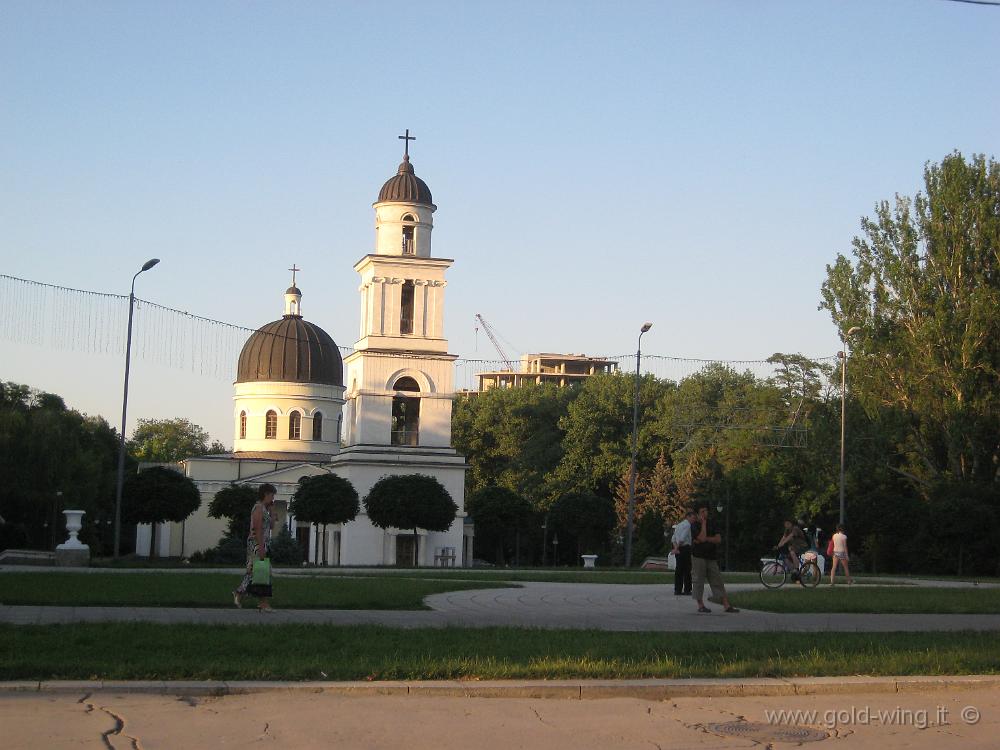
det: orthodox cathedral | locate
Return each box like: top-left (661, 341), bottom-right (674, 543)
top-left (138, 138), bottom-right (471, 566)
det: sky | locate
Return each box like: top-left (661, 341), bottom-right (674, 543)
top-left (1, 0), bottom-right (998, 445)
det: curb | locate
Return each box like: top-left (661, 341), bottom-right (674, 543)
top-left (3, 675), bottom-right (999, 699)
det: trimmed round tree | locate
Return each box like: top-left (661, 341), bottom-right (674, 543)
top-left (466, 486), bottom-right (533, 565)
top-left (289, 474), bottom-right (359, 565)
top-left (364, 474), bottom-right (457, 567)
top-left (122, 466), bottom-right (202, 558)
top-left (208, 484), bottom-right (257, 538)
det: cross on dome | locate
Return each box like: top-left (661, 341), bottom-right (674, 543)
top-left (288, 264), bottom-right (300, 286)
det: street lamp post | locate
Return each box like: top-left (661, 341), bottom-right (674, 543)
top-left (624, 322), bottom-right (653, 568)
top-left (838, 326), bottom-right (861, 527)
top-left (113, 258), bottom-right (160, 559)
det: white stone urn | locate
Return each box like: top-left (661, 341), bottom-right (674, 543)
top-left (581, 554), bottom-right (598, 569)
top-left (57, 510), bottom-right (89, 551)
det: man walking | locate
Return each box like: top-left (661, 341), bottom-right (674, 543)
top-left (670, 509), bottom-right (695, 595)
top-left (690, 504), bottom-right (738, 614)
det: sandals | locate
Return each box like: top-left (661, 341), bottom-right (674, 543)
top-left (232, 590), bottom-right (243, 609)
top-left (697, 606), bottom-right (712, 613)
top-left (258, 605), bottom-right (275, 614)
top-left (724, 606), bottom-right (740, 613)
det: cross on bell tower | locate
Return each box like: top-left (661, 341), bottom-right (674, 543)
top-left (398, 129), bottom-right (416, 159)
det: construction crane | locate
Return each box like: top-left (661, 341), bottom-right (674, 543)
top-left (475, 314), bottom-right (515, 371)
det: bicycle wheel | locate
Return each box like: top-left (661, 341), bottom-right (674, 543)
top-left (760, 560), bottom-right (786, 589)
top-left (799, 561), bottom-right (821, 588)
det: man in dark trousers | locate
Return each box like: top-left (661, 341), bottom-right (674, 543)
top-left (690, 504), bottom-right (739, 613)
top-left (670, 509), bottom-right (696, 595)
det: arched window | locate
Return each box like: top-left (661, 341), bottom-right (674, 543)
top-left (401, 214), bottom-right (415, 255)
top-left (239, 411), bottom-right (247, 440)
top-left (391, 376), bottom-right (420, 446)
top-left (312, 411), bottom-right (323, 441)
top-left (288, 411), bottom-right (301, 440)
top-left (265, 410), bottom-right (277, 439)
top-left (400, 280), bottom-right (415, 335)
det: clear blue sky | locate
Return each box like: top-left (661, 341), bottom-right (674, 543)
top-left (2, 0), bottom-right (998, 444)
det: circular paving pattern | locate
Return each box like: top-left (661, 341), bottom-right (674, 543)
top-left (706, 720), bottom-right (828, 743)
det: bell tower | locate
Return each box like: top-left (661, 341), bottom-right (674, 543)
top-left (343, 132), bottom-right (457, 448)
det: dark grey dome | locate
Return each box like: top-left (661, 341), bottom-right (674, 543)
top-left (237, 316), bottom-right (343, 386)
top-left (286, 285), bottom-right (301, 295)
top-left (377, 155), bottom-right (433, 205)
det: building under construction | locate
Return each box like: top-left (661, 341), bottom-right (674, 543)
top-left (476, 353), bottom-right (618, 391)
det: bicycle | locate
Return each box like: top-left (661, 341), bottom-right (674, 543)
top-left (760, 550), bottom-right (821, 589)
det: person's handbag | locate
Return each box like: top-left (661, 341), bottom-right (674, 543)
top-left (248, 557), bottom-right (273, 598)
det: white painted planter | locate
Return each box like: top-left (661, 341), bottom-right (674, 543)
top-left (57, 510), bottom-right (88, 550)
top-left (581, 554), bottom-right (598, 569)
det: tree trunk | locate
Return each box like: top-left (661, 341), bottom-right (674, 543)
top-left (413, 528), bottom-right (419, 567)
top-left (149, 523), bottom-right (157, 559)
top-left (313, 523), bottom-right (319, 565)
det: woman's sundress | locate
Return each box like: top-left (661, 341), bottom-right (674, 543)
top-left (236, 501), bottom-right (273, 595)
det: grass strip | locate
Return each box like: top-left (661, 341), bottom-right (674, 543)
top-left (51, 566), bottom-right (766, 585)
top-left (1, 625), bottom-right (997, 681)
top-left (0, 573), bottom-right (515, 610)
top-left (728, 586), bottom-right (1000, 614)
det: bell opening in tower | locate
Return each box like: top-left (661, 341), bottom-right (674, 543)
top-left (400, 280), bottom-right (415, 335)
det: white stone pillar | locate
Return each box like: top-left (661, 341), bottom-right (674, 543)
top-left (370, 277), bottom-right (385, 336)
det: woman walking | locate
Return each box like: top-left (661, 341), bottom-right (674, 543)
top-left (233, 483), bottom-right (277, 611)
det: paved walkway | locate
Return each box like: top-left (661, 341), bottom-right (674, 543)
top-left (5, 683), bottom-right (1000, 749)
top-left (3, 579), bottom-right (1000, 631)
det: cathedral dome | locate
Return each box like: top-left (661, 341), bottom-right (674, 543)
top-left (236, 315), bottom-right (343, 386)
top-left (377, 155), bottom-right (433, 205)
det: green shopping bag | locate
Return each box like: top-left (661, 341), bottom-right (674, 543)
top-left (252, 558), bottom-right (271, 585)
top-left (249, 558), bottom-right (272, 597)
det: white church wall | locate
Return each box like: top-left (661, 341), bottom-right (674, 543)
top-left (233, 380), bottom-right (345, 453)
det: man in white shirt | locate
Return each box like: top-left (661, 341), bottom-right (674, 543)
top-left (670, 509), bottom-right (696, 595)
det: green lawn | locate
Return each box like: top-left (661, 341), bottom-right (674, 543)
top-left (728, 586), bottom-right (1000, 614)
top-left (1, 625), bottom-right (997, 681)
top-left (21, 566), bottom-right (764, 586)
top-left (0, 572), bottom-right (516, 610)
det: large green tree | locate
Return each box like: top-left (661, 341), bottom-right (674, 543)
top-left (465, 486), bottom-right (533, 565)
top-left (122, 466), bottom-right (202, 557)
top-left (127, 418), bottom-right (227, 463)
top-left (452, 384), bottom-right (575, 507)
top-left (364, 474), bottom-right (457, 566)
top-left (0, 382), bottom-right (123, 554)
top-left (820, 152), bottom-right (999, 486)
top-left (289, 474), bottom-right (360, 565)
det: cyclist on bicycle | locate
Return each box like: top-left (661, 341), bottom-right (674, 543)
top-left (775, 519), bottom-right (808, 580)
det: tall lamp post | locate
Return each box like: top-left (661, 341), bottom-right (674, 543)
top-left (624, 322), bottom-right (652, 568)
top-left (113, 258), bottom-right (160, 558)
top-left (838, 326), bottom-right (861, 526)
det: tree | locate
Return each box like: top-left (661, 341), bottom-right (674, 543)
top-left (122, 466), bottom-right (201, 557)
top-left (127, 418), bottom-right (227, 463)
top-left (548, 491), bottom-right (616, 563)
top-left (452, 384), bottom-right (575, 507)
top-left (466, 486), bottom-right (533, 565)
top-left (208, 484), bottom-right (257, 538)
top-left (554, 372), bottom-right (672, 500)
top-left (289, 474), bottom-right (359, 565)
top-left (1, 382), bottom-right (124, 555)
top-left (820, 152), bottom-right (1000, 486)
top-left (363, 474), bottom-right (457, 566)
